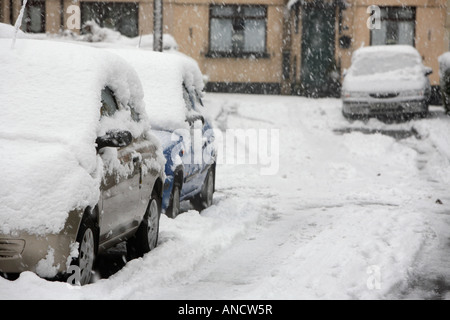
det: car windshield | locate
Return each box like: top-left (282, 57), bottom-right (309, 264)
top-left (350, 53), bottom-right (420, 76)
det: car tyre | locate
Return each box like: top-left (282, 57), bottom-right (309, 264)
top-left (70, 211), bottom-right (98, 286)
top-left (342, 110), bottom-right (355, 122)
top-left (166, 184), bottom-right (181, 219)
top-left (127, 192), bottom-right (161, 260)
top-left (191, 168), bottom-right (214, 212)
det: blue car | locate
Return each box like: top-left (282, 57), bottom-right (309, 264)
top-left (110, 49), bottom-right (217, 218)
top-left (154, 85), bottom-right (217, 217)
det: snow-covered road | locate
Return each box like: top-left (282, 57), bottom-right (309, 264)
top-left (2, 93), bottom-right (450, 300)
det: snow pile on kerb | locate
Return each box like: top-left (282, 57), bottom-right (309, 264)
top-left (108, 49), bottom-right (206, 131)
top-left (81, 21), bottom-right (178, 51)
top-left (0, 39), bottom-right (147, 235)
top-left (0, 22), bottom-right (25, 38)
top-left (343, 45), bottom-right (427, 92)
top-left (0, 22), bottom-right (178, 52)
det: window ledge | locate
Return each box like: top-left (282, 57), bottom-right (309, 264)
top-left (205, 51), bottom-right (270, 59)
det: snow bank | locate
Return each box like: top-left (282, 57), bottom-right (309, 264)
top-left (108, 48), bottom-right (206, 131)
top-left (0, 39), bottom-right (148, 235)
top-left (0, 22), bottom-right (25, 39)
top-left (0, 22), bottom-right (178, 52)
top-left (81, 21), bottom-right (178, 51)
top-left (343, 45), bottom-right (428, 92)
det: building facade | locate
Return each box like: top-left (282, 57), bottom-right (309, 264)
top-left (1, 0), bottom-right (448, 97)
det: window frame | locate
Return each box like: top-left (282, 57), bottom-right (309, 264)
top-left (21, 0), bottom-right (46, 33)
top-left (207, 4), bottom-right (269, 59)
top-left (80, 1), bottom-right (139, 38)
top-left (370, 6), bottom-right (416, 47)
top-left (101, 86), bottom-right (119, 118)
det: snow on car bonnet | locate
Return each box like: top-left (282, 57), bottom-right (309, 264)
top-left (108, 49), bottom-right (205, 131)
top-left (0, 39), bottom-right (147, 235)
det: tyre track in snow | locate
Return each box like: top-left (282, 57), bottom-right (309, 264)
top-left (138, 94), bottom-right (439, 299)
top-left (388, 113), bottom-right (450, 299)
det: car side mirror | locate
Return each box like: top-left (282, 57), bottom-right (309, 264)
top-left (187, 114), bottom-right (205, 126)
top-left (96, 130), bottom-right (133, 150)
top-left (425, 67), bottom-right (433, 76)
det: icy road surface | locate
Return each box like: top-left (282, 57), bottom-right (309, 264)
top-left (1, 93), bottom-right (450, 300)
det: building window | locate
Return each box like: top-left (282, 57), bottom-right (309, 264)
top-left (371, 7), bottom-right (416, 46)
top-left (81, 2), bottom-right (139, 38)
top-left (208, 5), bottom-right (268, 58)
top-left (21, 0), bottom-right (45, 33)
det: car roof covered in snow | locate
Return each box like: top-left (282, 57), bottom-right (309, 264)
top-left (107, 48), bottom-right (206, 131)
top-left (351, 45), bottom-right (422, 62)
top-left (0, 38), bottom-right (148, 234)
top-left (343, 45), bottom-right (427, 92)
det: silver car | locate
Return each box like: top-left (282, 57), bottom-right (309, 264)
top-left (342, 45), bottom-right (432, 120)
top-left (0, 39), bottom-right (165, 285)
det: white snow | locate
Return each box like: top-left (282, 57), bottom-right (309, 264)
top-left (0, 22), bottom-right (178, 51)
top-left (1, 93), bottom-right (450, 299)
top-left (80, 21), bottom-right (178, 51)
top-left (0, 39), bottom-right (149, 235)
top-left (0, 22), bottom-right (25, 39)
top-left (108, 48), bottom-right (206, 131)
top-left (35, 247), bottom-right (60, 279)
top-left (439, 52), bottom-right (450, 77)
top-left (343, 45), bottom-right (429, 93)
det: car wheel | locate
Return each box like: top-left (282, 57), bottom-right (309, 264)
top-left (342, 110), bottom-right (354, 122)
top-left (71, 212), bottom-right (98, 286)
top-left (127, 193), bottom-right (161, 259)
top-left (191, 168), bottom-right (214, 212)
top-left (166, 184), bottom-right (181, 219)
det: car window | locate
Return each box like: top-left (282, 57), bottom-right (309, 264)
top-left (101, 86), bottom-right (119, 117)
top-left (193, 91), bottom-right (204, 109)
top-left (130, 107), bottom-right (140, 122)
top-left (351, 53), bottom-right (421, 77)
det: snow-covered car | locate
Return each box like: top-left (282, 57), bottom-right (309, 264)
top-left (342, 45), bottom-right (432, 119)
top-left (109, 49), bottom-right (217, 218)
top-left (0, 39), bottom-right (166, 285)
top-left (0, 22), bottom-right (25, 38)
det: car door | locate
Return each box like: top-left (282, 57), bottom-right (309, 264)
top-left (192, 91), bottom-right (215, 170)
top-left (180, 84), bottom-right (202, 196)
top-left (98, 87), bottom-right (146, 249)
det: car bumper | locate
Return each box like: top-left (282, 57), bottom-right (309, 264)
top-left (342, 98), bottom-right (428, 116)
top-left (0, 211), bottom-right (82, 276)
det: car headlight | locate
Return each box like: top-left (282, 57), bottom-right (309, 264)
top-left (400, 90), bottom-right (425, 97)
top-left (342, 91), bottom-right (367, 98)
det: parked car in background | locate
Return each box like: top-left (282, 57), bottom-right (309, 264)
top-left (0, 39), bottom-right (166, 285)
top-left (439, 52), bottom-right (450, 114)
top-left (109, 49), bottom-right (217, 219)
top-left (342, 45), bottom-right (432, 120)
